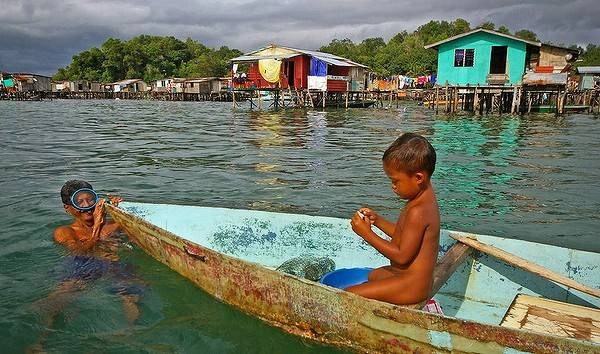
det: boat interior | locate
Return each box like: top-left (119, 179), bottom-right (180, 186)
top-left (120, 202), bottom-right (600, 344)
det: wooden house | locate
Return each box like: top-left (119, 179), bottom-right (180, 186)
top-left (183, 77), bottom-right (226, 94)
top-left (111, 79), bottom-right (148, 93)
top-left (230, 44), bottom-right (368, 92)
top-left (425, 29), bottom-right (578, 86)
top-left (68, 80), bottom-right (103, 92)
top-left (11, 73), bottom-right (51, 92)
top-left (151, 78), bottom-right (185, 93)
top-left (576, 67), bottom-right (600, 90)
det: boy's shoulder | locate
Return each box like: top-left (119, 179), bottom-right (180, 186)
top-left (53, 225), bottom-right (77, 243)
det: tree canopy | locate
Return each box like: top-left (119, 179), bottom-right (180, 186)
top-left (54, 19), bottom-right (600, 81)
top-left (53, 35), bottom-right (242, 82)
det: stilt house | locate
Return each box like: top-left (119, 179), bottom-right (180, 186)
top-left (230, 45), bottom-right (368, 92)
top-left (425, 29), bottom-right (578, 86)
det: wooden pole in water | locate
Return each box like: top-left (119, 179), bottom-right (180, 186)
top-left (451, 234), bottom-right (600, 299)
top-left (473, 85), bottom-right (481, 114)
top-left (435, 86), bottom-right (439, 114)
top-left (445, 83), bottom-right (449, 113)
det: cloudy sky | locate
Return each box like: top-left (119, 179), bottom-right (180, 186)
top-left (1, 0), bottom-right (598, 76)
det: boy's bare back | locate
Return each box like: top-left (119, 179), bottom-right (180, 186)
top-left (347, 133), bottom-right (440, 305)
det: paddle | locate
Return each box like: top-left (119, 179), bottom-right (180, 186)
top-left (450, 234), bottom-right (600, 299)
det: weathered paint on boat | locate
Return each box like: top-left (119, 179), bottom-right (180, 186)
top-left (107, 202), bottom-right (600, 353)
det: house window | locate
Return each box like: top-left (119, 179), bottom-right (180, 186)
top-left (454, 49), bottom-right (475, 67)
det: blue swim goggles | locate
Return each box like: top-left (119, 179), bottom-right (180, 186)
top-left (70, 188), bottom-right (106, 212)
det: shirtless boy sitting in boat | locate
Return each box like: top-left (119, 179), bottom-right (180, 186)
top-left (347, 133), bottom-right (440, 305)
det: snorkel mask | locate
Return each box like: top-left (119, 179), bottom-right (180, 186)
top-left (70, 188), bottom-right (99, 212)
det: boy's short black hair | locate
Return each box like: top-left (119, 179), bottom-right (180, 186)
top-left (61, 180), bottom-right (93, 205)
top-left (382, 133), bottom-right (436, 176)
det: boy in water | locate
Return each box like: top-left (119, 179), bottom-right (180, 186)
top-left (54, 180), bottom-right (122, 253)
top-left (347, 133), bottom-right (440, 305)
top-left (30, 181), bottom-right (138, 352)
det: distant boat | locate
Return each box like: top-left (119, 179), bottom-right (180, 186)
top-left (108, 202), bottom-right (600, 353)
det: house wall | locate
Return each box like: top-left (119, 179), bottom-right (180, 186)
top-left (538, 47), bottom-right (571, 72)
top-left (246, 55), bottom-right (311, 89)
top-left (436, 32), bottom-right (527, 85)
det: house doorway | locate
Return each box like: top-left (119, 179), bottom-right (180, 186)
top-left (490, 46), bottom-right (508, 74)
top-left (287, 61), bottom-right (295, 88)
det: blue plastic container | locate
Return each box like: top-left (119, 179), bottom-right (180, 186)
top-left (319, 267), bottom-right (373, 289)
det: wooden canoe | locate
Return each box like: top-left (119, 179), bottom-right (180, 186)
top-left (107, 202), bottom-right (600, 353)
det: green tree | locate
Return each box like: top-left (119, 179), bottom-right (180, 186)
top-left (477, 21), bottom-right (495, 30)
top-left (576, 44), bottom-right (600, 67)
top-left (514, 29), bottom-right (539, 42)
top-left (497, 25), bottom-right (510, 34)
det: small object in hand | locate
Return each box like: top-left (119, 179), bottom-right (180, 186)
top-left (357, 211), bottom-right (366, 220)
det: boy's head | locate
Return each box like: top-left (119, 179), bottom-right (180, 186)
top-left (382, 133), bottom-right (436, 176)
top-left (61, 180), bottom-right (95, 220)
top-left (382, 133), bottom-right (436, 198)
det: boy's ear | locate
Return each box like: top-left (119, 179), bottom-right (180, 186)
top-left (414, 171), bottom-right (425, 184)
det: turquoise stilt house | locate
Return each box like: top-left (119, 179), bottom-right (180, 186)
top-left (425, 28), bottom-right (541, 86)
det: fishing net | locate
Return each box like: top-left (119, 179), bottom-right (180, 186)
top-left (276, 255), bottom-right (335, 281)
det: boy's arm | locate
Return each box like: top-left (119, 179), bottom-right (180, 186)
top-left (352, 208), bottom-right (427, 266)
top-left (359, 208), bottom-right (395, 237)
top-left (373, 217), bottom-right (396, 238)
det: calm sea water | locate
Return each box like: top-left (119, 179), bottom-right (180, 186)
top-left (1, 100), bottom-right (598, 353)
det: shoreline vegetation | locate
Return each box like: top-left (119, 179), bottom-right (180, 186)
top-left (53, 19), bottom-right (600, 83)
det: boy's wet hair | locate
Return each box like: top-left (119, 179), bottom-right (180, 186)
top-left (382, 133), bottom-right (436, 176)
top-left (61, 180), bottom-right (93, 205)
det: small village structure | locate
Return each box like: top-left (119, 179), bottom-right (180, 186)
top-left (576, 67), bottom-right (600, 90)
top-left (151, 78), bottom-right (185, 93)
top-left (230, 44), bottom-right (371, 108)
top-left (422, 28), bottom-right (597, 114)
top-left (111, 79), bottom-right (149, 93)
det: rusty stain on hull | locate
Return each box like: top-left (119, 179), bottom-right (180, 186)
top-left (107, 204), bottom-right (598, 354)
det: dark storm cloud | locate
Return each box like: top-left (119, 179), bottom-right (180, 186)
top-left (1, 0), bottom-right (598, 76)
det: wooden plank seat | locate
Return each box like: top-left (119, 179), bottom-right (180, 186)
top-left (404, 242), bottom-right (473, 309)
top-left (501, 294), bottom-right (600, 343)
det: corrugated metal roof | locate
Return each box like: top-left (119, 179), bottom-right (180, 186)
top-left (425, 28), bottom-right (541, 49)
top-left (312, 55), bottom-right (353, 67)
top-left (231, 53), bottom-right (300, 62)
top-left (231, 45), bottom-right (369, 69)
top-left (577, 66), bottom-right (600, 74)
top-left (112, 79), bottom-right (142, 85)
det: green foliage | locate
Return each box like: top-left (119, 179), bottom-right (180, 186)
top-left (55, 19), bottom-right (596, 80)
top-left (497, 26), bottom-right (510, 34)
top-left (319, 19), bottom-right (471, 75)
top-left (53, 35), bottom-right (242, 82)
top-left (514, 29), bottom-right (539, 42)
top-left (477, 22), bottom-right (496, 30)
top-left (576, 44), bottom-right (600, 67)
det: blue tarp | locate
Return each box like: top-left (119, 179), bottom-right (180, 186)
top-left (310, 57), bottom-right (327, 76)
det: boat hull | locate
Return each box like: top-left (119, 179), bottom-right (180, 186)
top-left (107, 204), bottom-right (598, 353)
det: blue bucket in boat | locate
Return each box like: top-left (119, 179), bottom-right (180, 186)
top-left (319, 267), bottom-right (373, 289)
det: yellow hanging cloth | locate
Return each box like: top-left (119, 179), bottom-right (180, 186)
top-left (258, 59), bottom-right (281, 83)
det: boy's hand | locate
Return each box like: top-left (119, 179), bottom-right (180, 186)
top-left (358, 207), bottom-right (378, 225)
top-left (92, 199), bottom-right (106, 238)
top-left (107, 194), bottom-right (123, 207)
top-left (351, 211), bottom-right (372, 238)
